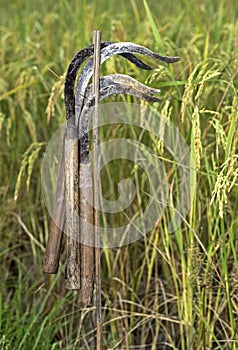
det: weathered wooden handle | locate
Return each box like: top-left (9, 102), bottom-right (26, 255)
top-left (65, 127), bottom-right (81, 290)
top-left (78, 163), bottom-right (94, 306)
top-left (42, 147), bottom-right (65, 274)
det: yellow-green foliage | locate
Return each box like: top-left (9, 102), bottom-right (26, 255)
top-left (0, 1), bottom-right (237, 349)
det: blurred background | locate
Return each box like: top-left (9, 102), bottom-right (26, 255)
top-left (0, 1), bottom-right (237, 349)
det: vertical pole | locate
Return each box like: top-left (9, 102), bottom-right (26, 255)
top-left (92, 30), bottom-right (102, 350)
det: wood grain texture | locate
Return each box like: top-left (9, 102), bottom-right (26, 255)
top-left (42, 146), bottom-right (65, 274)
top-left (64, 126), bottom-right (80, 290)
top-left (78, 163), bottom-right (94, 306)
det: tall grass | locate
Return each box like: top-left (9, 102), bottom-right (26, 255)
top-left (0, 0), bottom-right (237, 349)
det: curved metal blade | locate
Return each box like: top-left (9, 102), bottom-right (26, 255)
top-left (75, 42), bottom-right (180, 125)
top-left (77, 73), bottom-right (161, 162)
top-left (64, 41), bottom-right (154, 122)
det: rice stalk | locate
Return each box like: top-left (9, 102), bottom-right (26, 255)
top-left (14, 142), bottom-right (46, 201)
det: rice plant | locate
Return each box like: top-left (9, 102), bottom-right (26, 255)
top-left (0, 0), bottom-right (237, 349)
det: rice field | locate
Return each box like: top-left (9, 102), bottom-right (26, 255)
top-left (0, 0), bottom-right (237, 349)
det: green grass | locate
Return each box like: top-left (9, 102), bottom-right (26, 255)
top-left (0, 0), bottom-right (238, 349)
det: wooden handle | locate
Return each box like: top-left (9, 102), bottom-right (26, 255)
top-left (42, 147), bottom-right (65, 274)
top-left (65, 127), bottom-right (81, 290)
top-left (78, 163), bottom-right (94, 306)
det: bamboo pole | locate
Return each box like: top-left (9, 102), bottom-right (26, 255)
top-left (92, 30), bottom-right (102, 350)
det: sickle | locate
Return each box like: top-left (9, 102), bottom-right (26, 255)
top-left (75, 42), bottom-right (179, 126)
top-left (43, 73), bottom-right (161, 275)
top-left (64, 41), bottom-right (154, 123)
top-left (43, 42), bottom-right (179, 275)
